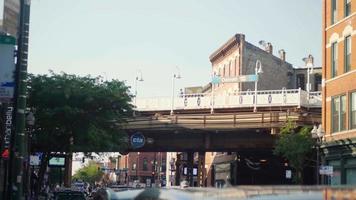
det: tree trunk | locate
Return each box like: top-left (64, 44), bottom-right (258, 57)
top-left (35, 152), bottom-right (49, 198)
top-left (64, 153), bottom-right (72, 187)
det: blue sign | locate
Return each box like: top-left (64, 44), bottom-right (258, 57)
top-left (211, 76), bottom-right (221, 84)
top-left (130, 132), bottom-right (145, 149)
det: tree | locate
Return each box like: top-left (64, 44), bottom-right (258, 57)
top-left (72, 161), bottom-right (104, 184)
top-left (273, 120), bottom-right (314, 184)
top-left (26, 72), bottom-right (132, 192)
top-left (28, 72), bottom-right (133, 153)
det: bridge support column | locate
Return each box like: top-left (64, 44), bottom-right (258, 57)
top-left (175, 154), bottom-right (181, 186)
top-left (271, 127), bottom-right (279, 135)
top-left (197, 152), bottom-right (206, 187)
top-left (187, 152), bottom-right (194, 187)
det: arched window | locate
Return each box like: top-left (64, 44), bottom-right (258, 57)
top-left (143, 158), bottom-right (148, 171)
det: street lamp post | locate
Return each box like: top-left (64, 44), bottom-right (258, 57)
top-left (134, 70), bottom-right (144, 115)
top-left (303, 55), bottom-right (314, 99)
top-left (170, 67), bottom-right (181, 115)
top-left (26, 111), bottom-right (35, 199)
top-left (311, 124), bottom-right (325, 185)
top-left (136, 152), bottom-right (140, 183)
top-left (254, 60), bottom-right (263, 112)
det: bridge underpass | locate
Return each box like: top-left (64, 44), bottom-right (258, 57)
top-left (123, 106), bottom-right (321, 186)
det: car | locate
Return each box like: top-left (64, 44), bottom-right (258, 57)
top-left (53, 189), bottom-right (86, 200)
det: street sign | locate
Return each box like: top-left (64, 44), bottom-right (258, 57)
top-left (319, 165), bottom-right (333, 175)
top-left (48, 157), bottom-right (65, 167)
top-left (30, 155), bottom-right (41, 166)
top-left (212, 75), bottom-right (258, 84)
top-left (285, 170), bottom-right (292, 179)
top-left (130, 132), bottom-right (145, 149)
top-left (0, 35), bottom-right (16, 101)
top-left (211, 76), bottom-right (221, 84)
top-left (221, 75), bottom-right (258, 83)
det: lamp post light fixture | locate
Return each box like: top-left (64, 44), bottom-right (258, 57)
top-left (311, 124), bottom-right (325, 185)
top-left (254, 60), bottom-right (263, 112)
top-left (134, 70), bottom-right (144, 115)
top-left (170, 67), bottom-right (182, 115)
top-left (302, 55), bottom-right (314, 98)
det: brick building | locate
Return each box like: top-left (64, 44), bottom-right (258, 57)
top-left (117, 152), bottom-right (166, 186)
top-left (322, 0), bottom-right (356, 185)
top-left (209, 34), bottom-right (295, 95)
top-left (198, 34), bottom-right (323, 187)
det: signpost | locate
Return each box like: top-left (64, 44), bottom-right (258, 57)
top-left (319, 165), bottom-right (333, 175)
top-left (0, 35), bottom-right (16, 101)
top-left (211, 74), bottom-right (258, 84)
top-left (130, 132), bottom-right (145, 149)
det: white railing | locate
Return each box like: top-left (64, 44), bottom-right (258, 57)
top-left (135, 89), bottom-right (322, 111)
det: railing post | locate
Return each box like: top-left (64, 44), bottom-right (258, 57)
top-left (210, 86), bottom-right (214, 114)
top-left (298, 87), bottom-right (301, 108)
top-left (203, 115), bottom-right (206, 128)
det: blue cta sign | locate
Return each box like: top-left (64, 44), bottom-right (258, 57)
top-left (130, 132), bottom-right (145, 149)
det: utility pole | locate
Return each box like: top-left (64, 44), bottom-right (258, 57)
top-left (9, 0), bottom-right (31, 199)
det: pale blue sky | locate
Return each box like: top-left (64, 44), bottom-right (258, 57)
top-left (28, 0), bottom-right (322, 97)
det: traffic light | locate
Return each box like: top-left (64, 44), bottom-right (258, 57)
top-left (1, 149), bottom-right (9, 160)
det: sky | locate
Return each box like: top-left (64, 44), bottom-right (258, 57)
top-left (27, 0), bottom-right (322, 97)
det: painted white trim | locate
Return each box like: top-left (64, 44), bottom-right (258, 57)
top-left (325, 129), bottom-right (356, 137)
top-left (342, 24), bottom-right (353, 37)
top-left (325, 12), bottom-right (356, 31)
top-left (326, 28), bottom-right (356, 48)
top-left (325, 69), bottom-right (356, 83)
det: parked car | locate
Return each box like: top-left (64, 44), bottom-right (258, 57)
top-left (53, 189), bottom-right (86, 200)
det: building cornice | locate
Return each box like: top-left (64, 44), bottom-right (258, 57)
top-left (209, 34), bottom-right (244, 63)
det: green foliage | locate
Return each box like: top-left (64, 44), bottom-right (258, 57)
top-left (72, 161), bottom-right (104, 184)
top-left (274, 120), bottom-right (314, 183)
top-left (27, 72), bottom-right (133, 152)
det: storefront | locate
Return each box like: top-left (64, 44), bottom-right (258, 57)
top-left (323, 139), bottom-right (356, 185)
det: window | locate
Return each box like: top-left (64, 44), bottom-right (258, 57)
top-left (332, 95), bottom-right (346, 133)
top-left (314, 74), bottom-right (322, 91)
top-left (345, 0), bottom-right (351, 17)
top-left (331, 42), bottom-right (338, 78)
top-left (341, 95), bottom-right (346, 131)
top-left (351, 92), bottom-right (356, 129)
top-left (296, 74), bottom-right (305, 90)
top-left (332, 96), bottom-right (340, 132)
top-left (345, 35), bottom-right (351, 73)
top-left (328, 160), bottom-right (341, 185)
top-left (162, 159), bottom-right (166, 172)
top-left (346, 158), bottom-right (356, 185)
top-left (142, 158), bottom-right (148, 171)
top-left (132, 163), bottom-right (137, 170)
top-left (331, 0), bottom-right (337, 24)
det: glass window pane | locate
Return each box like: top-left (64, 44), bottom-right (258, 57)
top-left (332, 42), bottom-right (338, 77)
top-left (352, 92), bottom-right (356, 129)
top-left (329, 160), bottom-right (341, 166)
top-left (332, 0), bottom-right (337, 24)
top-left (346, 169), bottom-right (356, 185)
top-left (345, 0), bottom-right (351, 16)
top-left (332, 97), bottom-right (340, 132)
top-left (346, 158), bottom-right (356, 165)
top-left (331, 169), bottom-right (342, 185)
top-left (341, 95), bottom-right (346, 131)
